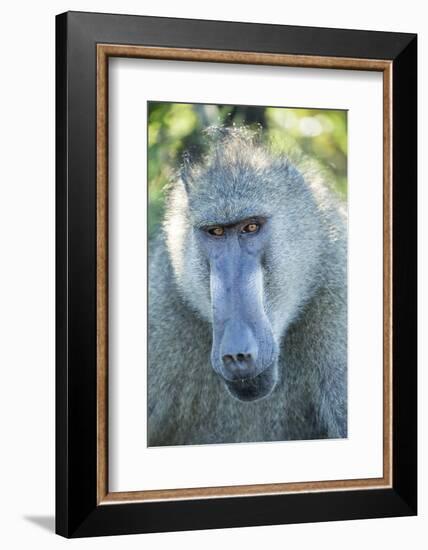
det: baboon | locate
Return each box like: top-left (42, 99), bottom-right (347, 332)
top-left (148, 126), bottom-right (347, 446)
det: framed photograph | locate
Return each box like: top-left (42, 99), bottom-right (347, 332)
top-left (56, 11), bottom-right (417, 538)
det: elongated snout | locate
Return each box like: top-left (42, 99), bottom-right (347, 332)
top-left (208, 233), bottom-right (278, 389)
top-left (220, 320), bottom-right (258, 380)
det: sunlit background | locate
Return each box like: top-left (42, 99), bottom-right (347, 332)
top-left (148, 102), bottom-right (347, 239)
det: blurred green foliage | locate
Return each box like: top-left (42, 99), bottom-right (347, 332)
top-left (148, 102), bottom-right (347, 239)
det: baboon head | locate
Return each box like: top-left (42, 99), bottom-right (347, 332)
top-left (164, 127), bottom-right (323, 402)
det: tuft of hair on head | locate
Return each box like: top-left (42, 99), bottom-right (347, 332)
top-left (206, 124), bottom-right (267, 171)
top-left (179, 150), bottom-right (193, 192)
top-left (202, 123), bottom-right (263, 149)
top-left (178, 124), bottom-right (268, 193)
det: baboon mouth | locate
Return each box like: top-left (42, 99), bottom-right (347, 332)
top-left (223, 364), bottom-right (277, 402)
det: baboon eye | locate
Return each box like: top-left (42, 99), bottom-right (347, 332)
top-left (241, 222), bottom-right (260, 234)
top-left (208, 226), bottom-right (225, 237)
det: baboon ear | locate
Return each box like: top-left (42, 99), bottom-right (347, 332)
top-left (180, 151), bottom-right (193, 193)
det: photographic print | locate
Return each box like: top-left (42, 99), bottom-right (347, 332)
top-left (57, 14), bottom-right (417, 536)
top-left (147, 102), bottom-right (348, 447)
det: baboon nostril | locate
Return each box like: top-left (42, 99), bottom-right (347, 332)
top-left (222, 353), bottom-right (252, 365)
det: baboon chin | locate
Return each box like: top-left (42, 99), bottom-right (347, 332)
top-left (223, 363), bottom-right (279, 402)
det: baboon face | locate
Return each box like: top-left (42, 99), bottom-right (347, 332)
top-left (166, 130), bottom-right (311, 402)
top-left (194, 215), bottom-right (279, 402)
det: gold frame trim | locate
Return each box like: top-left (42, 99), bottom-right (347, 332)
top-left (96, 44), bottom-right (393, 505)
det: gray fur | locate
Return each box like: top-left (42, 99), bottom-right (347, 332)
top-left (148, 126), bottom-right (347, 445)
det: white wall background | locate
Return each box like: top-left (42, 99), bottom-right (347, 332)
top-left (0, 0), bottom-right (424, 547)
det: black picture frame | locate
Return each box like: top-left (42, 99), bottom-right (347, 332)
top-left (56, 10), bottom-right (417, 538)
